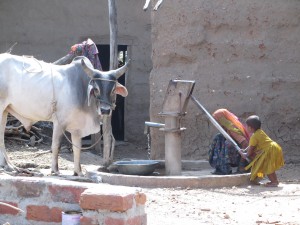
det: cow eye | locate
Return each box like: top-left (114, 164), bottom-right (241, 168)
top-left (111, 86), bottom-right (116, 95)
top-left (93, 88), bottom-right (100, 96)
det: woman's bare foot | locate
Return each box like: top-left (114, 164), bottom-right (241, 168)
top-left (267, 172), bottom-right (279, 187)
top-left (264, 182), bottom-right (279, 187)
top-left (250, 177), bottom-right (262, 185)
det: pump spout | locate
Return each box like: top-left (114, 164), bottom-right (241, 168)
top-left (144, 121), bottom-right (165, 134)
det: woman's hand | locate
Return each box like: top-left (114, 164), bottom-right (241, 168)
top-left (240, 152), bottom-right (248, 160)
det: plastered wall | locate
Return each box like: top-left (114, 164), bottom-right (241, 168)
top-left (0, 0), bottom-right (152, 145)
top-left (149, 0), bottom-right (300, 162)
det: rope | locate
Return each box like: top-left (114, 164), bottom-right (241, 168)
top-left (22, 55), bottom-right (43, 73)
top-left (88, 79), bottom-right (116, 108)
top-left (92, 77), bottom-right (116, 82)
top-left (0, 202), bottom-right (25, 213)
top-left (53, 111), bottom-right (104, 150)
top-left (6, 42), bottom-right (18, 53)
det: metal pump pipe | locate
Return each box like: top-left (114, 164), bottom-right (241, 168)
top-left (164, 116), bottom-right (182, 175)
top-left (145, 80), bottom-right (195, 176)
top-left (144, 119), bottom-right (183, 175)
top-left (144, 122), bottom-right (165, 134)
top-left (190, 95), bottom-right (250, 162)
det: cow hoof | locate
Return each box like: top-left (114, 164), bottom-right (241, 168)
top-left (50, 171), bottom-right (60, 176)
top-left (103, 161), bottom-right (113, 168)
top-left (99, 165), bottom-right (111, 173)
top-left (0, 165), bottom-right (19, 176)
top-left (4, 164), bottom-right (18, 173)
top-left (73, 171), bottom-right (84, 177)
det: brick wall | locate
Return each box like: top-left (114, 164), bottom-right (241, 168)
top-left (0, 175), bottom-right (147, 225)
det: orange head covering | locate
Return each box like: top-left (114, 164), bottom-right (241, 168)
top-left (213, 108), bottom-right (250, 141)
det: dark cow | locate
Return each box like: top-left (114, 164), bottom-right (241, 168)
top-left (0, 53), bottom-right (129, 175)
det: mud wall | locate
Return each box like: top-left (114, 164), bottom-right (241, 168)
top-left (0, 0), bottom-right (151, 145)
top-left (149, 0), bottom-right (300, 162)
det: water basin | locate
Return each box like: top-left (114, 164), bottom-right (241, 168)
top-left (113, 160), bottom-right (159, 176)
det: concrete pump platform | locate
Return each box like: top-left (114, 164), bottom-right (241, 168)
top-left (86, 160), bottom-right (251, 189)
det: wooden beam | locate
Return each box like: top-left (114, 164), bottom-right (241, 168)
top-left (108, 0), bottom-right (118, 70)
top-left (102, 0), bottom-right (118, 166)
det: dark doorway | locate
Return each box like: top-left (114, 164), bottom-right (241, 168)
top-left (97, 45), bottom-right (127, 141)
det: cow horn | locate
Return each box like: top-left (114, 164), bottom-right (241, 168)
top-left (53, 54), bottom-right (75, 65)
top-left (81, 58), bottom-right (94, 78)
top-left (114, 59), bottom-right (131, 79)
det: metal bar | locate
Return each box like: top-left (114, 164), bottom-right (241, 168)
top-left (191, 95), bottom-right (250, 162)
top-left (144, 121), bottom-right (165, 134)
top-left (144, 121), bottom-right (165, 128)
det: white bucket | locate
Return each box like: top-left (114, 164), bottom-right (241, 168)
top-left (62, 211), bottom-right (82, 225)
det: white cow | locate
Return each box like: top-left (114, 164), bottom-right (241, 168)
top-left (0, 53), bottom-right (129, 176)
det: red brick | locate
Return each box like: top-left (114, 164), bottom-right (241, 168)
top-left (26, 205), bottom-right (62, 222)
top-left (127, 214), bottom-right (147, 225)
top-left (80, 216), bottom-right (99, 225)
top-left (135, 193), bottom-right (146, 205)
top-left (105, 215), bottom-right (147, 225)
top-left (80, 190), bottom-right (134, 212)
top-left (105, 217), bottom-right (125, 225)
top-left (127, 215), bottom-right (147, 225)
top-left (48, 185), bottom-right (87, 203)
top-left (14, 180), bottom-right (45, 197)
top-left (0, 201), bottom-right (19, 215)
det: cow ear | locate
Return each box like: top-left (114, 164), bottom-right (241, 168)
top-left (87, 82), bottom-right (94, 106)
top-left (115, 82), bottom-right (128, 97)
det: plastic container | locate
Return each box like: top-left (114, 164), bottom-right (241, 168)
top-left (62, 211), bottom-right (82, 225)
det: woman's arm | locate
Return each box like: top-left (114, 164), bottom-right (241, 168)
top-left (246, 146), bottom-right (256, 158)
top-left (240, 145), bottom-right (256, 160)
top-left (240, 140), bottom-right (249, 149)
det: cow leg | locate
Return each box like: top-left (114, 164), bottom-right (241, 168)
top-left (71, 133), bottom-right (83, 176)
top-left (0, 111), bottom-right (7, 166)
top-left (51, 124), bottom-right (63, 175)
top-left (0, 110), bottom-right (16, 171)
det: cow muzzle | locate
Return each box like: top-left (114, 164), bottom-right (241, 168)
top-left (101, 108), bottom-right (111, 115)
top-left (93, 93), bottom-right (114, 116)
top-left (98, 103), bottom-right (113, 116)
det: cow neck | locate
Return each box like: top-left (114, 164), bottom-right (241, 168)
top-left (50, 65), bottom-right (103, 150)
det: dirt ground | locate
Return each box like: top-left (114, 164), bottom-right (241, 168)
top-left (3, 139), bottom-right (300, 225)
